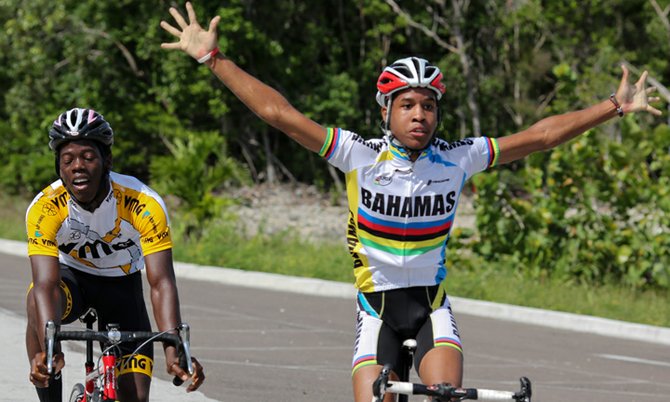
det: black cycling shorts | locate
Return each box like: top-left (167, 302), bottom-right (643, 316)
top-left (59, 265), bottom-right (154, 366)
top-left (352, 283), bottom-right (462, 375)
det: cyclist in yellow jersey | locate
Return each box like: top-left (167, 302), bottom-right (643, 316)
top-left (160, 3), bottom-right (662, 401)
top-left (25, 108), bottom-right (205, 402)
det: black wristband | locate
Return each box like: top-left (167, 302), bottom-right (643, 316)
top-left (609, 93), bottom-right (624, 117)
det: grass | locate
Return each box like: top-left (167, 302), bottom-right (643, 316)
top-left (8, 194), bottom-right (668, 328)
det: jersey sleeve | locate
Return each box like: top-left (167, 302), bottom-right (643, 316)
top-left (318, 127), bottom-right (380, 173)
top-left (131, 187), bottom-right (173, 256)
top-left (457, 136), bottom-right (500, 180)
top-left (25, 186), bottom-right (68, 258)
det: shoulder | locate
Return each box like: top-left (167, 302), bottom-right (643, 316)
top-left (26, 179), bottom-right (68, 215)
top-left (110, 172), bottom-right (169, 221)
top-left (111, 172), bottom-right (164, 201)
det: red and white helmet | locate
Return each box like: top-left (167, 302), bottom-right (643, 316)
top-left (375, 57), bottom-right (446, 107)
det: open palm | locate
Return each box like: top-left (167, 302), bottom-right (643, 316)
top-left (160, 2), bottom-right (220, 61)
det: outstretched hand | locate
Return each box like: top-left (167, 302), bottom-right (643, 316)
top-left (615, 64), bottom-right (663, 116)
top-left (160, 2), bottom-right (220, 61)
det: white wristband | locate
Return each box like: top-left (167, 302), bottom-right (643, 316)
top-left (197, 48), bottom-right (219, 64)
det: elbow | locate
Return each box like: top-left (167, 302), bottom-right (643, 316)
top-left (258, 98), bottom-right (295, 129)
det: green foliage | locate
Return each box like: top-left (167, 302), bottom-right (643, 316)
top-left (0, 0), bottom-right (669, 292)
top-left (149, 128), bottom-right (250, 231)
top-left (473, 120), bottom-right (670, 290)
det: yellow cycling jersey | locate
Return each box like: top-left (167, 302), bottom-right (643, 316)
top-left (26, 172), bottom-right (172, 277)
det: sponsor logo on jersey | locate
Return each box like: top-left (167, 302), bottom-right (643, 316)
top-left (59, 238), bottom-right (138, 259)
top-left (42, 203), bottom-right (58, 216)
top-left (373, 174), bottom-right (392, 186)
top-left (123, 195), bottom-right (146, 216)
top-left (346, 213), bottom-right (364, 269)
top-left (350, 134), bottom-right (383, 152)
top-left (49, 192), bottom-right (69, 210)
top-left (427, 178), bottom-right (450, 185)
top-left (435, 138), bottom-right (474, 151)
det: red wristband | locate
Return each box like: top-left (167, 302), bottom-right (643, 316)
top-left (197, 48), bottom-right (219, 64)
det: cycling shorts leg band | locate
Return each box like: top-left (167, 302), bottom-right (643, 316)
top-left (414, 296), bottom-right (463, 371)
top-left (117, 353), bottom-right (154, 378)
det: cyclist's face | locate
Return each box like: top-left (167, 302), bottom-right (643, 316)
top-left (383, 88), bottom-right (438, 151)
top-left (58, 140), bottom-right (110, 208)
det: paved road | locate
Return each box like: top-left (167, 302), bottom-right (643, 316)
top-left (2, 245), bottom-right (669, 401)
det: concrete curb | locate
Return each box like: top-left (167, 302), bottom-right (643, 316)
top-left (3, 239), bottom-right (668, 346)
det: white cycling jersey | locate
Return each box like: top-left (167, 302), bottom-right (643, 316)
top-left (319, 128), bottom-right (500, 292)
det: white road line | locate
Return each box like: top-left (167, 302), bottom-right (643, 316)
top-left (596, 353), bottom-right (670, 368)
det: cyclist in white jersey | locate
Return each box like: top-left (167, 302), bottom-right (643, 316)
top-left (160, 3), bottom-right (662, 401)
top-left (25, 108), bottom-right (205, 402)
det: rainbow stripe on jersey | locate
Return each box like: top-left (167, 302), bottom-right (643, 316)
top-left (320, 128), bottom-right (499, 292)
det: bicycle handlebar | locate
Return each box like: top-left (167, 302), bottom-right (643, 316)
top-left (44, 320), bottom-right (195, 386)
top-left (373, 365), bottom-right (532, 402)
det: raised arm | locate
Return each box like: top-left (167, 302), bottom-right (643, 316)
top-left (496, 64), bottom-right (662, 165)
top-left (160, 2), bottom-right (326, 153)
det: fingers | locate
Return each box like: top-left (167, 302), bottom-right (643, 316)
top-left (186, 358), bottom-right (205, 392)
top-left (29, 368), bottom-right (49, 388)
top-left (647, 105), bottom-right (663, 116)
top-left (160, 42), bottom-right (182, 50)
top-left (29, 352), bottom-right (54, 388)
top-left (169, 7), bottom-right (189, 30)
top-left (208, 15), bottom-right (221, 33)
top-left (635, 70), bottom-right (649, 92)
top-left (620, 63), bottom-right (630, 81)
top-left (617, 63), bottom-right (630, 92)
top-left (53, 352), bottom-right (65, 374)
top-left (160, 21), bottom-right (182, 38)
top-left (186, 2), bottom-right (197, 25)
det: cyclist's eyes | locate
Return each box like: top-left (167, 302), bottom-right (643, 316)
top-left (83, 152), bottom-right (98, 161)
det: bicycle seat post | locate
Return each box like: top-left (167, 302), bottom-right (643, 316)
top-left (397, 339), bottom-right (417, 402)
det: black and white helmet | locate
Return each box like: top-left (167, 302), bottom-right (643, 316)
top-left (48, 108), bottom-right (114, 151)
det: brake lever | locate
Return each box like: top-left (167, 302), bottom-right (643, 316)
top-left (372, 364), bottom-right (392, 402)
top-left (514, 377), bottom-right (532, 402)
top-left (178, 323), bottom-right (194, 375)
top-left (172, 323), bottom-right (194, 386)
top-left (45, 321), bottom-right (56, 374)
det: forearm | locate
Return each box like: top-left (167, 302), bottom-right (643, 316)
top-left (498, 99), bottom-right (619, 164)
top-left (205, 54), bottom-right (294, 129)
top-left (535, 99), bottom-right (618, 149)
top-left (33, 284), bottom-right (61, 350)
top-left (150, 279), bottom-right (182, 333)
